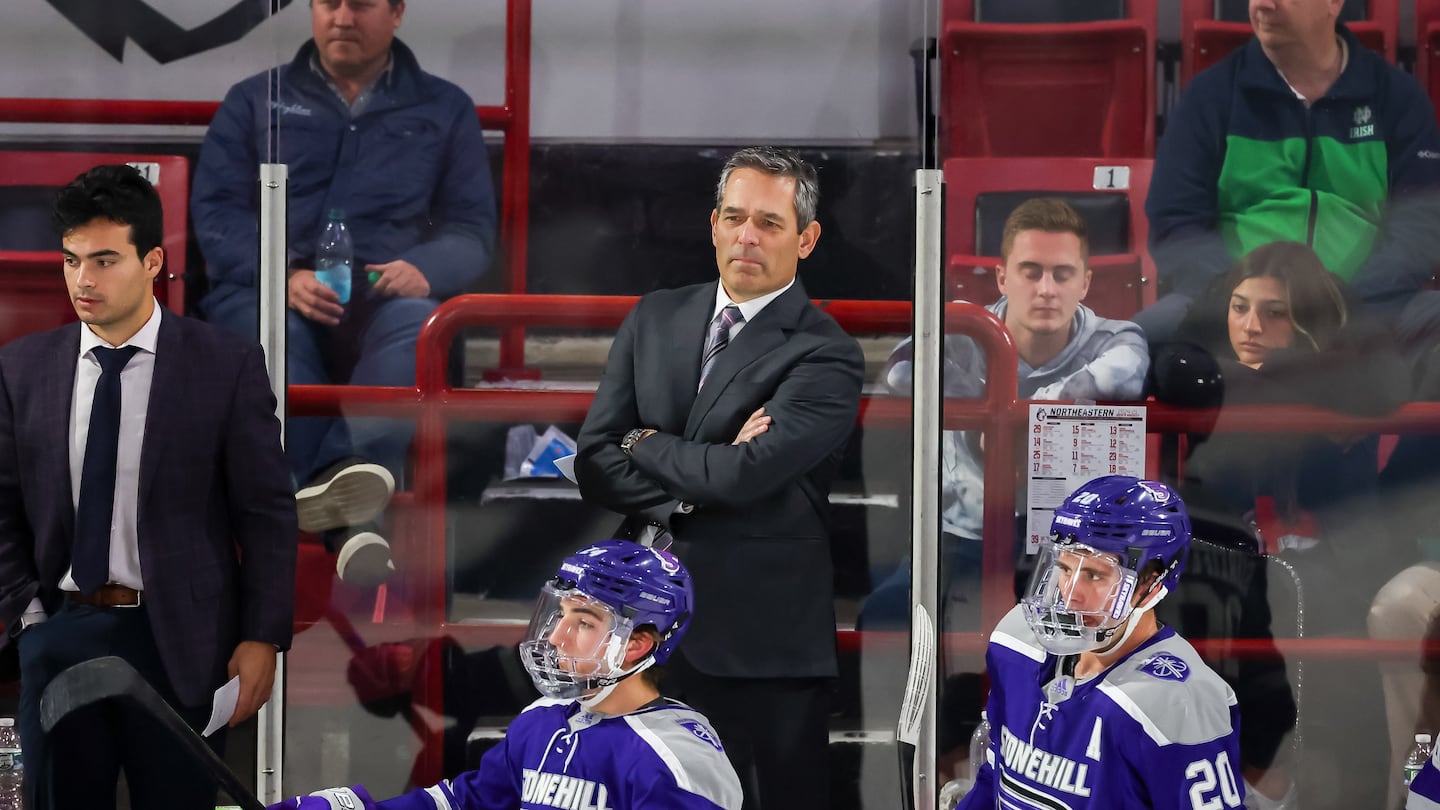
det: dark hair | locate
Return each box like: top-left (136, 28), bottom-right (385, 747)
top-left (53, 164), bottom-right (163, 260)
top-left (1219, 241), bottom-right (1347, 353)
top-left (634, 626), bottom-right (665, 689)
top-left (715, 147), bottom-right (820, 231)
top-left (1000, 197), bottom-right (1089, 264)
top-left (640, 665), bottom-right (665, 690)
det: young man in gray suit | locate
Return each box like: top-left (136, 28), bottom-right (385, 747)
top-left (576, 147), bottom-right (865, 810)
top-left (0, 165), bottom-right (297, 809)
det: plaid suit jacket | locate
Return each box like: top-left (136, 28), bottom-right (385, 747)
top-left (0, 310), bottom-right (296, 705)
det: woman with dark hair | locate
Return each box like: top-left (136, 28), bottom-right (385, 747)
top-left (1154, 241), bottom-right (1407, 565)
top-left (1152, 241), bottom-right (1410, 809)
top-left (1162, 240), bottom-right (1349, 374)
top-left (1222, 240), bottom-right (1348, 366)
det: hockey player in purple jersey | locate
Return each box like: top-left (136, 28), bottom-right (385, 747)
top-left (269, 539), bottom-right (742, 810)
top-left (959, 475), bottom-right (1244, 810)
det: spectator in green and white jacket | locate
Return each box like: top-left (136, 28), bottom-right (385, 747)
top-left (1141, 0), bottom-right (1440, 368)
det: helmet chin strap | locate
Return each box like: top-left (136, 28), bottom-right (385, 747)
top-left (1093, 583), bottom-right (1169, 658)
top-left (576, 656), bottom-right (656, 709)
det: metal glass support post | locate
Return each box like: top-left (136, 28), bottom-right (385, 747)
top-left (256, 162), bottom-right (288, 804)
top-left (903, 167), bottom-right (944, 810)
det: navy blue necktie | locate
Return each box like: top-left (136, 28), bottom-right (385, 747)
top-left (699, 305), bottom-right (744, 390)
top-left (73, 345), bottom-right (140, 595)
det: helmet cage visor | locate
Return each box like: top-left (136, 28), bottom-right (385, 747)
top-left (1022, 539), bottom-right (1138, 655)
top-left (518, 584), bottom-right (636, 699)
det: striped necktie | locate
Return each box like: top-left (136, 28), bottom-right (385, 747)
top-left (699, 305), bottom-right (744, 390)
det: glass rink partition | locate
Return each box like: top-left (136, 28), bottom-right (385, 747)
top-left (0, 0), bottom-right (1439, 808)
top-left (258, 1), bottom-right (930, 806)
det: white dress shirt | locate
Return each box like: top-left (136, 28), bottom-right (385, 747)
top-left (63, 302), bottom-right (162, 592)
top-left (710, 277), bottom-right (794, 343)
top-left (21, 303), bottom-right (161, 624)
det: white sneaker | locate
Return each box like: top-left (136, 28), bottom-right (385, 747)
top-left (336, 530), bottom-right (395, 588)
top-left (296, 461), bottom-right (395, 533)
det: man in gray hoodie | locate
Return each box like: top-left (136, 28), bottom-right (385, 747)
top-left (860, 197), bottom-right (1149, 630)
top-left (860, 197), bottom-right (1149, 775)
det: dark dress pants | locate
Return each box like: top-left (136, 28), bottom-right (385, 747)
top-left (664, 651), bottom-right (832, 810)
top-left (17, 601), bottom-right (226, 810)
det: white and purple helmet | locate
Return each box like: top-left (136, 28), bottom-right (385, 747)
top-left (1022, 476), bottom-right (1191, 655)
top-left (519, 540), bottom-right (694, 698)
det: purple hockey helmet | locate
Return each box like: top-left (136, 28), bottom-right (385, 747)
top-left (1050, 475), bottom-right (1191, 592)
top-left (520, 540), bottom-right (694, 698)
top-left (555, 539), bottom-right (694, 663)
top-left (1022, 476), bottom-right (1191, 655)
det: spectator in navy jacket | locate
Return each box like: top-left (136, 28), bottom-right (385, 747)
top-left (192, 0), bottom-right (497, 585)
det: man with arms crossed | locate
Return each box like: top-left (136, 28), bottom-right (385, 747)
top-left (575, 147), bottom-right (865, 810)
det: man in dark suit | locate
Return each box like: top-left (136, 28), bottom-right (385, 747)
top-left (576, 147), bottom-right (865, 810)
top-left (0, 165), bottom-right (297, 809)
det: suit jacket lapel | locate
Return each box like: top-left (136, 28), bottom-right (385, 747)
top-left (139, 311), bottom-right (180, 502)
top-left (684, 281), bottom-right (808, 439)
top-left (657, 282), bottom-right (713, 431)
top-left (41, 326), bottom-right (81, 541)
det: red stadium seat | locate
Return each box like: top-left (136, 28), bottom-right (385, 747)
top-left (944, 156), bottom-right (1155, 322)
top-left (1419, 0), bottom-right (1440, 115)
top-left (1180, 0), bottom-right (1397, 87)
top-left (940, 0), bottom-right (1156, 159)
top-left (0, 152), bottom-right (187, 347)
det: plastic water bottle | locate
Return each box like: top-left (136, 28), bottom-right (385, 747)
top-left (969, 710), bottom-right (992, 782)
top-left (1405, 732), bottom-right (1434, 787)
top-left (938, 777), bottom-right (966, 810)
top-left (315, 209), bottom-right (353, 305)
top-left (0, 716), bottom-right (24, 810)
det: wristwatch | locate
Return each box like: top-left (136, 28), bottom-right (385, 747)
top-left (621, 428), bottom-right (655, 456)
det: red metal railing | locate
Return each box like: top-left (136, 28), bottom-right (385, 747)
top-left (287, 294), bottom-right (927, 781)
top-left (18, 1), bottom-right (1437, 788)
top-left (286, 292), bottom-right (1440, 783)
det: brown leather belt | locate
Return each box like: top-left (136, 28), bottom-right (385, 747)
top-left (67, 585), bottom-right (143, 608)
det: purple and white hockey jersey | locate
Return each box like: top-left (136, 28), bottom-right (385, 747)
top-left (959, 606), bottom-right (1244, 810)
top-left (1410, 751), bottom-right (1440, 808)
top-left (375, 697), bottom-right (742, 810)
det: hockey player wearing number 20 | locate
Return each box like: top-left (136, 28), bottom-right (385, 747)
top-left (268, 540), bottom-right (742, 810)
top-left (959, 475), bottom-right (1244, 810)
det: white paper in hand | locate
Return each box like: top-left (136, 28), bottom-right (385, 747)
top-left (553, 454), bottom-right (578, 484)
top-left (203, 676), bottom-right (240, 737)
top-left (897, 604), bottom-right (936, 747)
